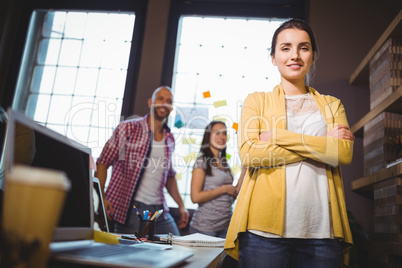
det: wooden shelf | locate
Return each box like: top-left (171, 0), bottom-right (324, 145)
top-left (351, 162), bottom-right (402, 198)
top-left (351, 86), bottom-right (402, 137)
top-left (349, 11), bottom-right (402, 199)
top-left (349, 10), bottom-right (402, 86)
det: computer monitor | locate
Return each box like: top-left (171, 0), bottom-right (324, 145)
top-left (4, 109), bottom-right (93, 241)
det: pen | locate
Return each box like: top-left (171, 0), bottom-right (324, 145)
top-left (156, 209), bottom-right (163, 219)
top-left (147, 211), bottom-right (152, 220)
top-left (143, 210), bottom-right (149, 220)
top-left (150, 211), bottom-right (158, 221)
top-left (133, 205), bottom-right (142, 220)
top-left (155, 209), bottom-right (164, 220)
top-left (121, 234), bottom-right (142, 242)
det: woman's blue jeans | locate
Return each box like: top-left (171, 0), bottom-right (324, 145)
top-left (239, 231), bottom-right (342, 268)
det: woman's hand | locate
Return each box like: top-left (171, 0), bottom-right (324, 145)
top-left (260, 131), bottom-right (272, 142)
top-left (177, 206), bottom-right (189, 229)
top-left (326, 125), bottom-right (355, 141)
top-left (221, 185), bottom-right (237, 196)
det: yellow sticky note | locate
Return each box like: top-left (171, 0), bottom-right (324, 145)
top-left (203, 91), bottom-right (211, 98)
top-left (231, 164), bottom-right (241, 175)
top-left (182, 137), bottom-right (196, 144)
top-left (184, 152), bottom-right (197, 164)
top-left (213, 116), bottom-right (226, 123)
top-left (213, 100), bottom-right (227, 108)
top-left (176, 173), bottom-right (182, 180)
top-left (232, 122), bottom-right (238, 132)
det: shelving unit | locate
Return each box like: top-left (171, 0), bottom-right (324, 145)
top-left (351, 162), bottom-right (402, 196)
top-left (349, 10), bottom-right (402, 86)
top-left (350, 10), bottom-right (402, 137)
top-left (350, 9), bottom-right (402, 187)
top-left (351, 86), bottom-right (402, 137)
top-left (349, 10), bottom-right (402, 267)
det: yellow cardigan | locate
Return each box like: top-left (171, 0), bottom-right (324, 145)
top-left (225, 84), bottom-right (354, 266)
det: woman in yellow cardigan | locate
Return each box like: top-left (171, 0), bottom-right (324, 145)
top-left (224, 18), bottom-right (354, 267)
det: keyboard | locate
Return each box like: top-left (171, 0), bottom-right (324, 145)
top-left (56, 244), bottom-right (148, 258)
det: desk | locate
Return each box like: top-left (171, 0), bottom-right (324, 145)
top-left (47, 244), bottom-right (225, 268)
top-left (172, 245), bottom-right (225, 268)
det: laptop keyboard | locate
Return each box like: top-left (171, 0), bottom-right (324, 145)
top-left (59, 244), bottom-right (148, 258)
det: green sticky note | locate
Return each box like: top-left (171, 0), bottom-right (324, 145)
top-left (213, 100), bottom-right (227, 108)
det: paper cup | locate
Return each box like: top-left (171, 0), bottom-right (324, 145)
top-left (2, 165), bottom-right (70, 268)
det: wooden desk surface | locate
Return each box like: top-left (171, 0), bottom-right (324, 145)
top-left (171, 245), bottom-right (225, 268)
top-left (47, 243), bottom-right (225, 268)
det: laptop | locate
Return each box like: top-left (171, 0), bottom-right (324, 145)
top-left (93, 177), bottom-right (110, 233)
top-left (4, 110), bottom-right (193, 268)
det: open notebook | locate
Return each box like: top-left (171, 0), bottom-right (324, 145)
top-left (162, 233), bottom-right (225, 248)
top-left (5, 110), bottom-right (193, 268)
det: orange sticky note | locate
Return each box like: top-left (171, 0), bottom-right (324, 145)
top-left (232, 122), bottom-right (238, 132)
top-left (203, 91), bottom-right (211, 98)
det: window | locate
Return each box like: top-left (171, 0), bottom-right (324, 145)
top-left (13, 10), bottom-right (136, 159)
top-left (166, 16), bottom-right (285, 209)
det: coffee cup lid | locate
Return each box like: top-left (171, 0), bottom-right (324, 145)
top-left (6, 164), bottom-right (71, 190)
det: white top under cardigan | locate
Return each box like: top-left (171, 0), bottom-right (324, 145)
top-left (250, 93), bottom-right (334, 239)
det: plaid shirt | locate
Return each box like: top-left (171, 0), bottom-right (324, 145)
top-left (97, 114), bottom-right (176, 224)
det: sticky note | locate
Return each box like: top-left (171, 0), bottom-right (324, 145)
top-left (232, 122), bottom-right (238, 132)
top-left (213, 100), bottom-right (227, 108)
top-left (176, 173), bottom-right (182, 180)
top-left (231, 164), bottom-right (241, 175)
top-left (182, 137), bottom-right (196, 144)
top-left (226, 153), bottom-right (231, 160)
top-left (213, 116), bottom-right (226, 123)
top-left (203, 91), bottom-right (211, 98)
top-left (184, 152), bottom-right (197, 164)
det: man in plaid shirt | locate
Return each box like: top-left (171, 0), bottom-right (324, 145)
top-left (95, 86), bottom-right (189, 235)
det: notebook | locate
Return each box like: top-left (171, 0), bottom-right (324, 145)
top-left (5, 110), bottom-right (193, 268)
top-left (162, 233), bottom-right (225, 248)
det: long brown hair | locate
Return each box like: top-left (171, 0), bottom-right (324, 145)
top-left (200, 121), bottom-right (229, 176)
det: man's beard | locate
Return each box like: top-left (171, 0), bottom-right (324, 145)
top-left (152, 105), bottom-right (170, 121)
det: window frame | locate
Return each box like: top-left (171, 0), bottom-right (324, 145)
top-left (0, 0), bottom-right (147, 119)
top-left (161, 0), bottom-right (308, 85)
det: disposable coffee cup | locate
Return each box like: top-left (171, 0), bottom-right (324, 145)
top-left (2, 165), bottom-right (70, 268)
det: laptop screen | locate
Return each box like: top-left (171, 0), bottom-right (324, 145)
top-left (93, 177), bottom-right (109, 233)
top-left (4, 110), bottom-right (93, 241)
